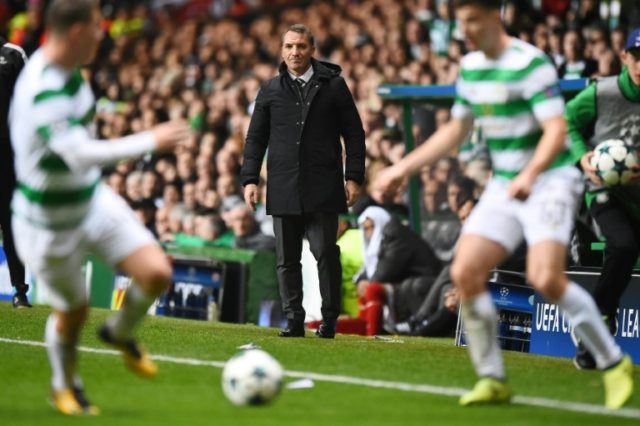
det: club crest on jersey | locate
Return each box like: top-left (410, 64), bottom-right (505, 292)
top-left (479, 104), bottom-right (494, 115)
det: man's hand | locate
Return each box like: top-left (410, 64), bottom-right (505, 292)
top-left (507, 170), bottom-right (536, 201)
top-left (244, 184), bottom-right (258, 211)
top-left (444, 287), bottom-right (460, 313)
top-left (345, 180), bottom-right (361, 207)
top-left (152, 120), bottom-right (192, 152)
top-left (374, 165), bottom-right (405, 198)
top-left (628, 164), bottom-right (640, 185)
top-left (580, 151), bottom-right (602, 185)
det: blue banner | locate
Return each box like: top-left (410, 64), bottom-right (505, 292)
top-left (0, 244), bottom-right (11, 302)
top-left (487, 280), bottom-right (534, 313)
top-left (172, 261), bottom-right (223, 287)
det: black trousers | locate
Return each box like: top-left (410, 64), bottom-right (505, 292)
top-left (273, 213), bottom-right (341, 323)
top-left (0, 157), bottom-right (25, 288)
top-left (590, 194), bottom-right (640, 321)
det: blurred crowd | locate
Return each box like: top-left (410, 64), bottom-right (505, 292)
top-left (2, 1), bottom-right (639, 315)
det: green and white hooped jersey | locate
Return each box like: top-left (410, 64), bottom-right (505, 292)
top-left (451, 38), bottom-right (574, 180)
top-left (10, 49), bottom-right (99, 230)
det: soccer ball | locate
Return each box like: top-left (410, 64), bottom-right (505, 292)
top-left (221, 349), bottom-right (284, 406)
top-left (590, 139), bottom-right (638, 186)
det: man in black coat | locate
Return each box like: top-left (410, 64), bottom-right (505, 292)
top-left (241, 24), bottom-right (365, 338)
top-left (368, 218), bottom-right (442, 284)
top-left (355, 208), bottom-right (443, 333)
top-left (0, 37), bottom-right (30, 308)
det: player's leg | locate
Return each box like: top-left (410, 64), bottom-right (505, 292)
top-left (18, 239), bottom-right (98, 415)
top-left (574, 197), bottom-right (640, 368)
top-left (527, 242), bottom-right (620, 358)
top-left (89, 188), bottom-right (169, 377)
top-left (452, 179), bottom-right (523, 406)
top-left (46, 306), bottom-right (100, 415)
top-left (452, 234), bottom-right (512, 406)
top-left (527, 241), bottom-right (633, 409)
top-left (523, 168), bottom-right (632, 409)
top-left (106, 244), bottom-right (172, 340)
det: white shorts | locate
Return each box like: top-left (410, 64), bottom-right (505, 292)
top-left (462, 166), bottom-right (583, 253)
top-left (12, 185), bottom-right (156, 311)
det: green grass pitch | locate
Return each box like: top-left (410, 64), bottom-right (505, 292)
top-left (0, 303), bottom-right (638, 425)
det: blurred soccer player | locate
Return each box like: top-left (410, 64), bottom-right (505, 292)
top-left (10, 0), bottom-right (191, 415)
top-left (375, 0), bottom-right (633, 409)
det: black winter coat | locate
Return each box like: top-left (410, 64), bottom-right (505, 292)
top-left (241, 59), bottom-right (365, 215)
top-left (371, 219), bottom-right (443, 284)
top-left (0, 38), bottom-right (26, 164)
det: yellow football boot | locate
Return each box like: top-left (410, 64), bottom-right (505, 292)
top-left (98, 324), bottom-right (158, 378)
top-left (603, 355), bottom-right (634, 409)
top-left (459, 377), bottom-right (512, 406)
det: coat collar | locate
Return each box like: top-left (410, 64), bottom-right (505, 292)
top-left (278, 58), bottom-right (341, 82)
top-left (287, 65), bottom-right (314, 83)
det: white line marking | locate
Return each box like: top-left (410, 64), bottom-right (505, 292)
top-left (1, 337), bottom-right (638, 419)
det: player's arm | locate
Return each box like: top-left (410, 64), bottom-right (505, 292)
top-left (375, 115), bottom-right (473, 195)
top-left (521, 115), bottom-right (567, 173)
top-left (509, 60), bottom-right (569, 199)
top-left (509, 116), bottom-right (567, 200)
top-left (47, 120), bottom-right (190, 172)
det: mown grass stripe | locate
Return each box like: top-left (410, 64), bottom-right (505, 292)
top-left (0, 337), bottom-right (638, 420)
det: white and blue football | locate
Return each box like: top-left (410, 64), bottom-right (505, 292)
top-left (590, 139), bottom-right (638, 186)
top-left (221, 349), bottom-right (284, 406)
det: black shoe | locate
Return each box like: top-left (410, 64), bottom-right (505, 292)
top-left (98, 324), bottom-right (158, 377)
top-left (12, 284), bottom-right (32, 308)
top-left (278, 321), bottom-right (305, 337)
top-left (315, 320), bottom-right (336, 339)
top-left (573, 341), bottom-right (597, 370)
top-left (72, 386), bottom-right (100, 415)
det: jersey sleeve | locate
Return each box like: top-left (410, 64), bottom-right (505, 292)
top-left (451, 78), bottom-right (474, 120)
top-left (47, 124), bottom-right (157, 172)
top-left (522, 57), bottom-right (565, 122)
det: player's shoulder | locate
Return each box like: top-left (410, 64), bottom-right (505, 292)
top-left (461, 39), bottom-right (552, 71)
top-left (21, 51), bottom-right (72, 95)
top-left (459, 50), bottom-right (486, 71)
top-left (506, 38), bottom-right (553, 69)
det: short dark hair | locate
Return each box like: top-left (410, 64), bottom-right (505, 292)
top-left (282, 24), bottom-right (315, 47)
top-left (454, 0), bottom-right (502, 10)
top-left (46, 0), bottom-right (97, 33)
top-left (449, 175), bottom-right (477, 208)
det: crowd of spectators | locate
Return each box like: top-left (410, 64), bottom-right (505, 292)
top-left (3, 0), bottom-right (640, 257)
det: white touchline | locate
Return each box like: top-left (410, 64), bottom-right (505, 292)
top-left (1, 337), bottom-right (638, 420)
